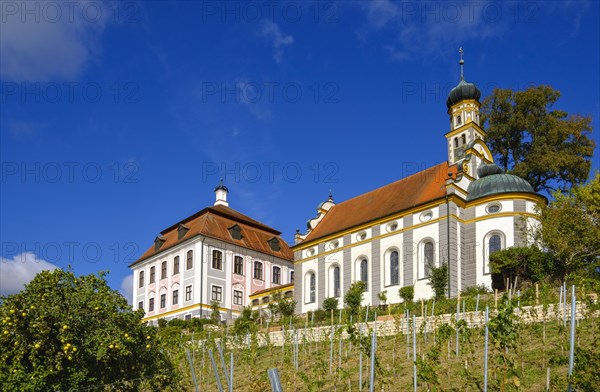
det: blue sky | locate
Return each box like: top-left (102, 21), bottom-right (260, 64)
top-left (1, 0), bottom-right (599, 301)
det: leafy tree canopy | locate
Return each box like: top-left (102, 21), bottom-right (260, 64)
top-left (489, 246), bottom-right (559, 287)
top-left (0, 269), bottom-right (176, 391)
top-left (481, 85), bottom-right (595, 193)
top-left (535, 172), bottom-right (600, 279)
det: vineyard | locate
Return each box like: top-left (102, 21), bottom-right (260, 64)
top-left (156, 287), bottom-right (599, 391)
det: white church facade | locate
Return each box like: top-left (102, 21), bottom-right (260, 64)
top-left (292, 58), bottom-right (544, 313)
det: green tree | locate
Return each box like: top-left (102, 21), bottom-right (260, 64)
top-left (344, 281), bottom-right (365, 317)
top-left (209, 300), bottom-right (221, 324)
top-left (322, 297), bottom-right (339, 312)
top-left (536, 172), bottom-right (600, 279)
top-left (481, 85), bottom-right (595, 193)
top-left (489, 246), bottom-right (559, 287)
top-left (277, 298), bottom-right (297, 320)
top-left (0, 269), bottom-right (176, 391)
top-left (399, 286), bottom-right (414, 303)
top-left (428, 263), bottom-right (448, 299)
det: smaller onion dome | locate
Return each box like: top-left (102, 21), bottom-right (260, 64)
top-left (467, 163), bottom-right (535, 201)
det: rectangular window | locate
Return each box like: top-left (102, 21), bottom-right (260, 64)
top-left (161, 261), bottom-right (167, 280)
top-left (150, 266), bottom-right (155, 283)
top-left (186, 250), bottom-right (194, 270)
top-left (139, 271), bottom-right (144, 287)
top-left (185, 314), bottom-right (191, 321)
top-left (212, 285), bottom-right (223, 302)
top-left (234, 256), bottom-right (244, 275)
top-left (160, 294), bottom-right (166, 308)
top-left (290, 271), bottom-right (294, 283)
top-left (173, 256), bottom-right (180, 275)
top-left (185, 285), bottom-right (192, 301)
top-left (138, 301), bottom-right (144, 310)
top-left (272, 266), bottom-right (281, 284)
top-left (253, 261), bottom-right (263, 280)
top-left (172, 289), bottom-right (179, 305)
top-left (149, 298), bottom-right (155, 312)
top-left (212, 250), bottom-right (223, 270)
top-left (233, 290), bottom-right (243, 305)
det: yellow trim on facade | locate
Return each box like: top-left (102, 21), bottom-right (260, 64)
top-left (293, 193), bottom-right (544, 264)
top-left (444, 123), bottom-right (487, 139)
top-left (249, 284), bottom-right (294, 299)
top-left (448, 99), bottom-right (481, 109)
top-left (141, 303), bottom-right (240, 322)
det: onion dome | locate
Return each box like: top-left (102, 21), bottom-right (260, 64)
top-left (467, 163), bottom-right (535, 201)
top-left (446, 79), bottom-right (481, 108)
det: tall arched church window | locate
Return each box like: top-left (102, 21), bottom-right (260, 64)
top-left (390, 251), bottom-right (399, 285)
top-left (360, 258), bottom-right (368, 291)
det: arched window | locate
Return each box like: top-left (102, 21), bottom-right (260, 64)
top-left (150, 266), bottom-right (155, 283)
top-left (489, 235), bottom-right (501, 254)
top-left (424, 241), bottom-right (434, 278)
top-left (212, 250), bottom-right (222, 270)
top-left (390, 251), bottom-right (399, 286)
top-left (484, 232), bottom-right (505, 274)
top-left (461, 134), bottom-right (466, 145)
top-left (305, 271), bottom-right (316, 304)
top-left (173, 256), bottom-right (180, 275)
top-left (186, 250), bottom-right (193, 270)
top-left (161, 261), bottom-right (167, 280)
top-left (332, 265), bottom-right (341, 297)
top-left (454, 137), bottom-right (459, 148)
top-left (253, 261), bottom-right (263, 280)
top-left (360, 258), bottom-right (368, 291)
top-left (138, 270), bottom-right (144, 288)
top-left (272, 266), bottom-right (281, 284)
top-left (456, 115), bottom-right (462, 125)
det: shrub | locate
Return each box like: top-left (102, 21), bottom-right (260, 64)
top-left (344, 281), bottom-right (366, 316)
top-left (323, 297), bottom-right (339, 312)
top-left (399, 286), bottom-right (415, 303)
top-left (428, 263), bottom-right (448, 299)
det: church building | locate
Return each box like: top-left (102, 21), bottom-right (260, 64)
top-left (129, 182), bottom-right (294, 323)
top-left (292, 55), bottom-right (544, 313)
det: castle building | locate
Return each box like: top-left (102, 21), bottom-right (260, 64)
top-left (129, 182), bottom-right (294, 323)
top-left (292, 54), bottom-right (544, 313)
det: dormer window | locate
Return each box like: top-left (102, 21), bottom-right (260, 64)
top-left (154, 236), bottom-right (166, 251)
top-left (228, 224), bottom-right (243, 240)
top-left (177, 224), bottom-right (189, 240)
top-left (267, 237), bottom-right (281, 251)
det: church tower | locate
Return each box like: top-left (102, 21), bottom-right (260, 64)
top-left (445, 48), bottom-right (485, 164)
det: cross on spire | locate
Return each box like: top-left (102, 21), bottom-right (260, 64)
top-left (459, 47), bottom-right (465, 80)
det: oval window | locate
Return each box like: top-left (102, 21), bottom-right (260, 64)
top-left (307, 248), bottom-right (315, 257)
top-left (486, 203), bottom-right (501, 214)
top-left (386, 222), bottom-right (398, 232)
top-left (329, 241), bottom-right (339, 250)
top-left (420, 211), bottom-right (433, 222)
top-left (356, 231), bottom-right (367, 241)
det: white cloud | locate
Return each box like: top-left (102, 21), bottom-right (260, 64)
top-left (119, 274), bottom-right (133, 304)
top-left (358, 1), bottom-right (505, 61)
top-left (0, 1), bottom-right (108, 82)
top-left (258, 21), bottom-right (294, 63)
top-left (0, 253), bottom-right (59, 296)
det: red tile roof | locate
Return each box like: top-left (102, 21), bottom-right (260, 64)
top-left (298, 162), bottom-right (456, 244)
top-left (131, 204), bottom-right (293, 267)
